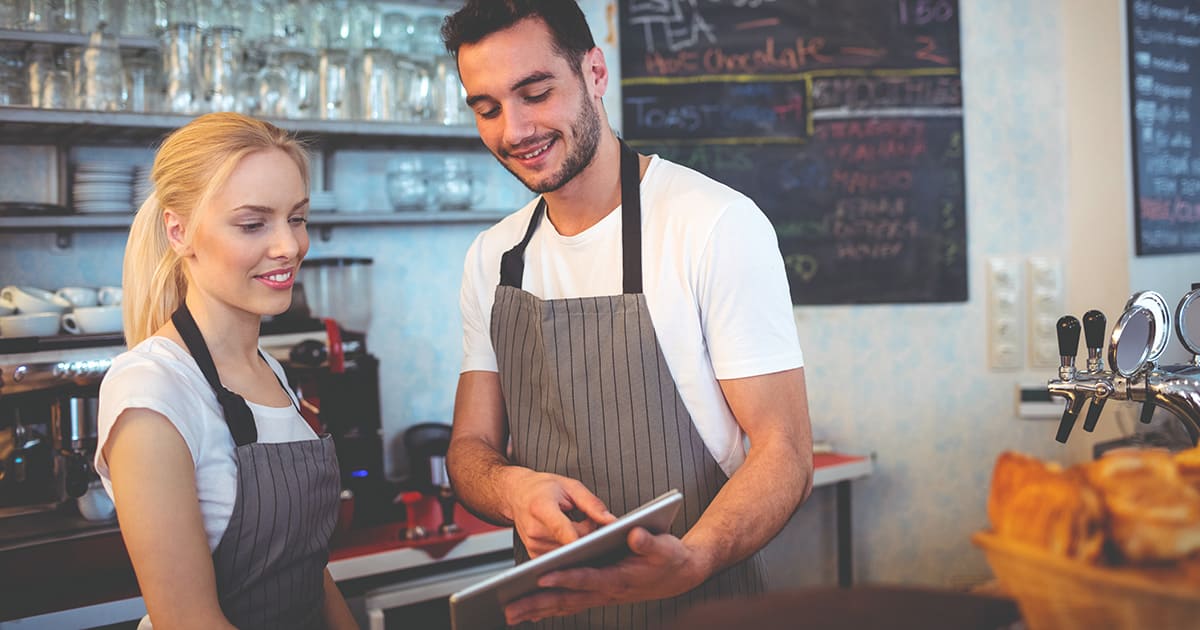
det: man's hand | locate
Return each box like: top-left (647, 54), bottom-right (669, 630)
top-left (503, 526), bottom-right (709, 625)
top-left (501, 468), bottom-right (617, 558)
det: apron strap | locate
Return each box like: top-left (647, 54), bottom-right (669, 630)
top-left (498, 140), bottom-right (644, 294)
top-left (171, 303), bottom-right (258, 446)
top-left (618, 139), bottom-right (642, 295)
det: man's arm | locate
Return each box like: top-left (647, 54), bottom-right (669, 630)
top-left (507, 367), bottom-right (812, 624)
top-left (682, 366), bottom-right (813, 576)
top-left (448, 371), bottom-right (617, 556)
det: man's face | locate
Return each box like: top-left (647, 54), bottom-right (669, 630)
top-left (457, 17), bottom-right (604, 194)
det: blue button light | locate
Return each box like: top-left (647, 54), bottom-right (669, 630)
top-left (350, 469), bottom-right (368, 478)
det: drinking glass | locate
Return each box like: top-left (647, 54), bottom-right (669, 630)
top-left (430, 55), bottom-right (469, 126)
top-left (154, 0), bottom-right (196, 31)
top-left (379, 9), bottom-right (412, 55)
top-left (277, 47), bottom-right (317, 118)
top-left (40, 50), bottom-right (75, 109)
top-left (359, 48), bottom-right (395, 121)
top-left (386, 156), bottom-right (427, 211)
top-left (203, 26), bottom-right (242, 112)
top-left (123, 53), bottom-right (158, 112)
top-left (430, 157), bottom-right (480, 211)
top-left (25, 44), bottom-right (54, 108)
top-left (0, 44), bottom-right (29, 107)
top-left (122, 0), bottom-right (155, 37)
top-left (318, 48), bottom-right (353, 120)
top-left (76, 32), bottom-right (123, 111)
top-left (78, 0), bottom-right (124, 35)
top-left (160, 22), bottom-right (202, 114)
top-left (0, 1), bottom-right (21, 28)
top-left (411, 14), bottom-right (444, 61)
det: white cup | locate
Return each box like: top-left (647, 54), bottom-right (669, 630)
top-left (0, 312), bottom-right (62, 337)
top-left (0, 285), bottom-right (72, 314)
top-left (61, 305), bottom-right (123, 335)
top-left (55, 286), bottom-right (100, 307)
top-left (98, 286), bottom-right (123, 306)
top-left (77, 480), bottom-right (116, 521)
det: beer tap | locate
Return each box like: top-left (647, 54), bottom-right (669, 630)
top-left (1053, 315), bottom-right (1085, 443)
top-left (1080, 310), bottom-right (1108, 432)
top-left (1047, 288), bottom-right (1200, 446)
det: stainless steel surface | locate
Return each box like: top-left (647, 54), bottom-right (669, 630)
top-left (1107, 305), bottom-right (1153, 378)
top-left (64, 396), bottom-right (97, 446)
top-left (1049, 289), bottom-right (1200, 445)
top-left (1175, 286), bottom-right (1200, 361)
top-left (1126, 290), bottom-right (1171, 364)
top-left (1, 358), bottom-right (113, 394)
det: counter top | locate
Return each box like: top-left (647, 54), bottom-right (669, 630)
top-left (0, 496), bottom-right (511, 625)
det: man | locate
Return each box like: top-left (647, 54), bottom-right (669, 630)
top-left (443, 1), bottom-right (814, 627)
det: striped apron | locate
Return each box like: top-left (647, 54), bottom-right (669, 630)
top-left (490, 141), bottom-right (766, 630)
top-left (172, 305), bottom-right (340, 630)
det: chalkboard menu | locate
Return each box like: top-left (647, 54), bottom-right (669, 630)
top-left (619, 0), bottom-right (967, 305)
top-left (1127, 0), bottom-right (1200, 255)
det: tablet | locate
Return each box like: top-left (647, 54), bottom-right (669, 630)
top-left (449, 489), bottom-right (683, 630)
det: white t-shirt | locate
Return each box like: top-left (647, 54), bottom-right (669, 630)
top-left (95, 336), bottom-right (318, 551)
top-left (460, 156), bottom-right (804, 476)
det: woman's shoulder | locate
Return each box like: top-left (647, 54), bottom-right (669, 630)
top-left (103, 336), bottom-right (209, 400)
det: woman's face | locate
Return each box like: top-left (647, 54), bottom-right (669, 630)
top-left (181, 148), bottom-right (309, 321)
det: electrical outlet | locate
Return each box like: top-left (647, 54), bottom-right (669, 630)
top-left (987, 257), bottom-right (1023, 370)
top-left (1027, 256), bottom-right (1064, 368)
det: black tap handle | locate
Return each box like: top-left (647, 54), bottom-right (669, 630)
top-left (1139, 395), bottom-right (1156, 424)
top-left (439, 489), bottom-right (456, 526)
top-left (1055, 396), bottom-right (1086, 443)
top-left (1057, 315), bottom-right (1081, 358)
top-left (1082, 397), bottom-right (1107, 432)
top-left (1082, 310), bottom-right (1107, 350)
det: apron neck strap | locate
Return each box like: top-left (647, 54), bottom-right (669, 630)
top-left (499, 140), bottom-right (643, 294)
top-left (171, 303), bottom-right (258, 446)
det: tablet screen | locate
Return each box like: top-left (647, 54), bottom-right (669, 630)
top-left (450, 489), bottom-right (683, 630)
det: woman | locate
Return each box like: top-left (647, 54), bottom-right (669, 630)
top-left (95, 112), bottom-right (357, 629)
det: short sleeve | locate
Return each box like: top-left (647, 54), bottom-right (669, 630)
top-left (95, 353), bottom-right (208, 478)
top-left (460, 231), bottom-right (499, 373)
top-left (697, 199), bottom-right (805, 379)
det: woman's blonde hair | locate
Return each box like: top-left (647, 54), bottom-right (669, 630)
top-left (122, 112), bottom-right (310, 346)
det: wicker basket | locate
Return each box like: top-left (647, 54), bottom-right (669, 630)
top-left (973, 532), bottom-right (1200, 630)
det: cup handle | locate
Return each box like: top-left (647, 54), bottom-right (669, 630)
top-left (0, 287), bottom-right (12, 303)
top-left (62, 312), bottom-right (80, 335)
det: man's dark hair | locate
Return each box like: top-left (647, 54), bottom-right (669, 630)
top-left (441, 0), bottom-right (597, 74)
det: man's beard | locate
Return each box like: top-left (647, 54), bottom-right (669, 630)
top-left (500, 94), bottom-right (602, 194)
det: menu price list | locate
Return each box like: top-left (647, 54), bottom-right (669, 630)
top-left (1128, 0), bottom-right (1200, 255)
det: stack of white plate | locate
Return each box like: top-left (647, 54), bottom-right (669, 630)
top-left (73, 162), bottom-right (134, 214)
top-left (133, 165), bottom-right (154, 208)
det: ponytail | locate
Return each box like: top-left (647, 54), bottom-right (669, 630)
top-left (122, 193), bottom-right (186, 346)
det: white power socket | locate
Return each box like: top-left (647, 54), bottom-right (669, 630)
top-left (1027, 256), bottom-right (1064, 368)
top-left (987, 257), bottom-right (1023, 370)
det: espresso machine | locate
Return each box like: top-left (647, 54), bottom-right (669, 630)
top-left (1048, 284), bottom-right (1200, 448)
top-left (261, 317), bottom-right (390, 527)
top-left (0, 337), bottom-right (115, 521)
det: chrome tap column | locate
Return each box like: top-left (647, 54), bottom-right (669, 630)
top-left (1048, 285), bottom-right (1200, 446)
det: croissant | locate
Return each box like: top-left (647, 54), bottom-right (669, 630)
top-left (989, 452), bottom-right (1106, 562)
top-left (1084, 448), bottom-right (1200, 563)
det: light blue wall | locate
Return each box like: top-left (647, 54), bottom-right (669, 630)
top-left (1, 0), bottom-right (1174, 589)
